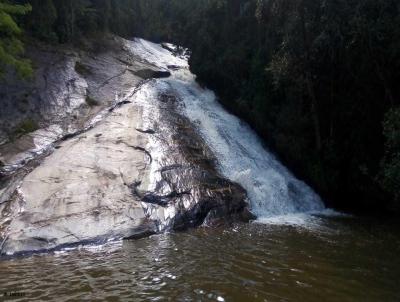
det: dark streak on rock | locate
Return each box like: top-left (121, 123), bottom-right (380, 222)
top-left (97, 69), bottom-right (129, 91)
top-left (159, 164), bottom-right (183, 173)
top-left (116, 140), bottom-right (152, 164)
top-left (128, 180), bottom-right (143, 198)
top-left (142, 190), bottom-right (191, 207)
top-left (128, 180), bottom-right (190, 207)
top-left (108, 100), bottom-right (131, 113)
top-left (135, 128), bottom-right (155, 134)
top-left (167, 65), bottom-right (181, 71)
top-left (134, 69), bottom-right (171, 79)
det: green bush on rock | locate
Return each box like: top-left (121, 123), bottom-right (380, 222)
top-left (12, 118), bottom-right (38, 139)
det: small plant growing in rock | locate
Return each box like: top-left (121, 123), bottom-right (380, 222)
top-left (12, 119), bottom-right (39, 140)
top-left (85, 96), bottom-right (99, 107)
top-left (74, 61), bottom-right (92, 76)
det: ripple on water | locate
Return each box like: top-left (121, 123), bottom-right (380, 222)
top-left (0, 217), bottom-right (399, 302)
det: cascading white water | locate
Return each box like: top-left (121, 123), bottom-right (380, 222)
top-left (128, 39), bottom-right (325, 219)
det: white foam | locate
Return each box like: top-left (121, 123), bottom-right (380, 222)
top-left (254, 209), bottom-right (351, 234)
top-left (170, 76), bottom-right (324, 217)
top-left (128, 38), bottom-right (188, 70)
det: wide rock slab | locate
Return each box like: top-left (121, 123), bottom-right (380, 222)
top-left (0, 38), bottom-right (252, 256)
top-left (0, 97), bottom-right (156, 255)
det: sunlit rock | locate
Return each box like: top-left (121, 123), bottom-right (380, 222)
top-left (0, 37), bottom-right (251, 256)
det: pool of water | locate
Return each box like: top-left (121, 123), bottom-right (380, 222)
top-left (1, 214), bottom-right (399, 302)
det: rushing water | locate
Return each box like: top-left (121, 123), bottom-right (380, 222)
top-left (0, 217), bottom-right (399, 301)
top-left (129, 38), bottom-right (324, 219)
top-left (1, 40), bottom-right (399, 301)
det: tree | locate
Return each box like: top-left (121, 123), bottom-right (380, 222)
top-left (380, 108), bottom-right (400, 210)
top-left (0, 0), bottom-right (32, 78)
top-left (26, 0), bottom-right (57, 42)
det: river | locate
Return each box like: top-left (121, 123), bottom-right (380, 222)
top-left (0, 39), bottom-right (399, 301)
top-left (0, 217), bottom-right (399, 301)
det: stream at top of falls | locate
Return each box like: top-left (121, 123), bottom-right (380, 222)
top-left (1, 39), bottom-right (399, 302)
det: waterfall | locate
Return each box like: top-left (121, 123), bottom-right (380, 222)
top-left (128, 38), bottom-right (325, 219)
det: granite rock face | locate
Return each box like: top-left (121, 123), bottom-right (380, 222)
top-left (0, 36), bottom-right (162, 177)
top-left (0, 37), bottom-right (251, 256)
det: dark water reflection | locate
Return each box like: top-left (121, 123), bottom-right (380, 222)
top-left (0, 215), bottom-right (399, 302)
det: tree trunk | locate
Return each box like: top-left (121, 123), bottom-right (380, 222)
top-left (300, 1), bottom-right (322, 152)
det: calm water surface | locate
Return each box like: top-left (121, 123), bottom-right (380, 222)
top-left (0, 215), bottom-right (399, 302)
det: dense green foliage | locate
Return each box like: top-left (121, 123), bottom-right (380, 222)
top-left (8, 0), bottom-right (400, 213)
top-left (15, 0), bottom-right (138, 42)
top-left (0, 0), bottom-right (31, 78)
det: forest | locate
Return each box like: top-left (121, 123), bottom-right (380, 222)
top-left (1, 0), bottom-right (400, 214)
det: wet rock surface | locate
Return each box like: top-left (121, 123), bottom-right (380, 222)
top-left (133, 86), bottom-right (252, 232)
top-left (0, 38), bottom-right (251, 256)
top-left (0, 36), bottom-right (164, 178)
top-left (0, 101), bottom-right (155, 255)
